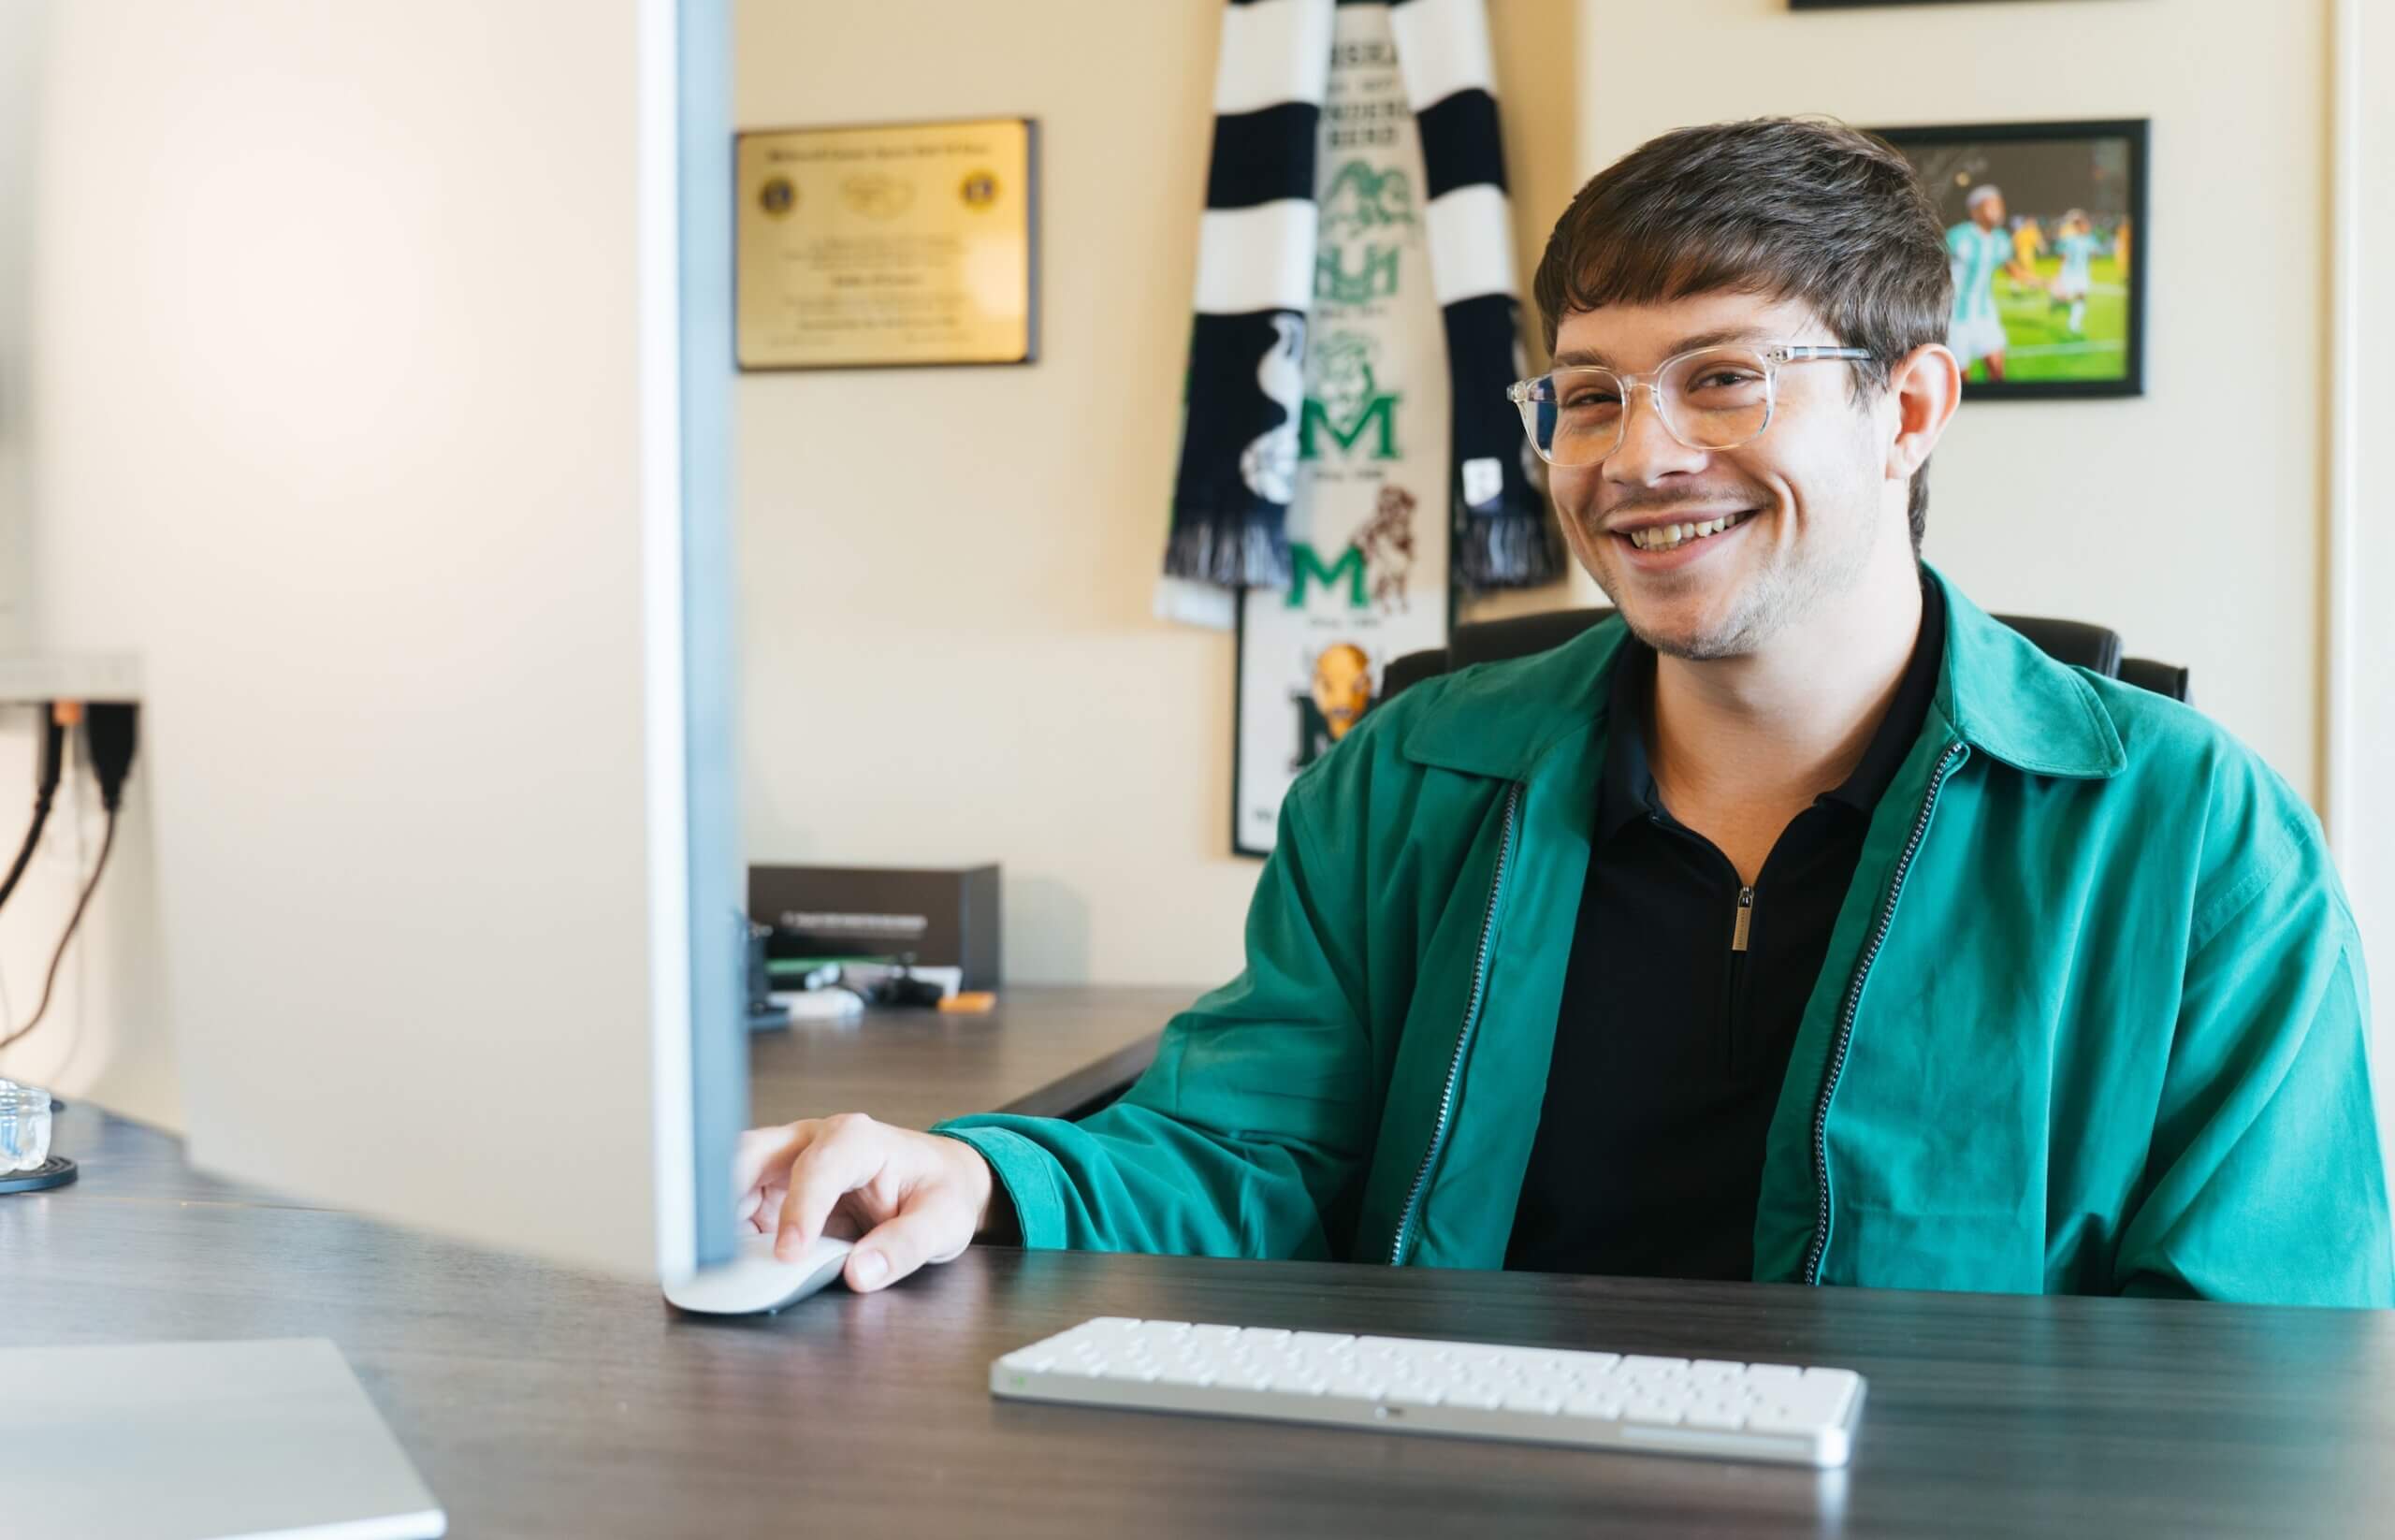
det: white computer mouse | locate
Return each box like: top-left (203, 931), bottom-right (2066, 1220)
top-left (662, 1228), bottom-right (855, 1315)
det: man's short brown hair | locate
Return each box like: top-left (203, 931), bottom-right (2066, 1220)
top-left (1531, 117), bottom-right (1952, 552)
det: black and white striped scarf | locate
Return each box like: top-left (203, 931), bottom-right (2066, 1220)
top-left (1163, 0), bottom-right (1558, 598)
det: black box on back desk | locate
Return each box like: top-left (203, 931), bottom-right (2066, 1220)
top-left (749, 864), bottom-right (1002, 990)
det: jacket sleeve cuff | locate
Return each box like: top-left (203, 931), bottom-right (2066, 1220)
top-left (930, 1123), bottom-right (1066, 1250)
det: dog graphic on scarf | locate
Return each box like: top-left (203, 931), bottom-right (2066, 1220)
top-left (1352, 486), bottom-right (1416, 617)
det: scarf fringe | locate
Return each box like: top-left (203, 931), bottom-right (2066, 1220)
top-left (1454, 501), bottom-right (1561, 590)
top-left (1164, 516), bottom-right (1292, 590)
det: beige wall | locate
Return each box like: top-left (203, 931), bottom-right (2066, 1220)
top-left (1580, 0), bottom-right (2330, 803)
top-left (735, 0), bottom-right (1582, 988)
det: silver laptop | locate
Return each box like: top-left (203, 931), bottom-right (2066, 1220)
top-left (0, 1338), bottom-right (445, 1540)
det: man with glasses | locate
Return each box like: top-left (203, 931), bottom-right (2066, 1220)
top-left (737, 119), bottom-right (2388, 1308)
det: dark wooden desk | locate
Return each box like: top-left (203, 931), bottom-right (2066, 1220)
top-left (12, 1105), bottom-right (2395, 1539)
top-left (747, 982), bottom-right (1181, 1128)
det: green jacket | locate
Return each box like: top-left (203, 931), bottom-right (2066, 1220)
top-left (937, 570), bottom-right (2392, 1305)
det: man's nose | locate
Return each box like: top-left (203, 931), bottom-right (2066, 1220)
top-left (1604, 384), bottom-right (1708, 487)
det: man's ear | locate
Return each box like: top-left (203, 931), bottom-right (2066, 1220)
top-left (1885, 342), bottom-right (1963, 485)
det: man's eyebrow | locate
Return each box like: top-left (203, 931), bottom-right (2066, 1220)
top-left (1548, 327), bottom-right (1777, 370)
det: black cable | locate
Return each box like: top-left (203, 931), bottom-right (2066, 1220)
top-left (85, 704), bottom-right (138, 814)
top-left (0, 707), bottom-right (68, 916)
top-left (0, 807), bottom-right (118, 1055)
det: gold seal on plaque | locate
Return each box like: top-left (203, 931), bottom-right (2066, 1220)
top-left (735, 117), bottom-right (1038, 370)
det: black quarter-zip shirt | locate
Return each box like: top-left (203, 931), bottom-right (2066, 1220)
top-left (1504, 576), bottom-right (1947, 1280)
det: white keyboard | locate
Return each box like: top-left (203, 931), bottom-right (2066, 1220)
top-left (991, 1316), bottom-right (1865, 1468)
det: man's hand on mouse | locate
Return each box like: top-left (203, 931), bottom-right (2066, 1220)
top-left (733, 1115), bottom-right (1002, 1293)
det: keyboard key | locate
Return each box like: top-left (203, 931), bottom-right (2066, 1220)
top-left (1782, 1371), bottom-right (1860, 1419)
top-left (1622, 1395), bottom-right (1686, 1426)
top-left (1505, 1355), bottom-right (1572, 1383)
top-left (1618, 1356), bottom-right (1691, 1376)
top-left (1321, 1378), bottom-right (1386, 1403)
top-left (1746, 1404), bottom-right (1833, 1435)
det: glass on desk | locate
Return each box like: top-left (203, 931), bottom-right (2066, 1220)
top-left (0, 1079), bottom-right (52, 1170)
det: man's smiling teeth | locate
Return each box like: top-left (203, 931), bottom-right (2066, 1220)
top-left (1629, 513), bottom-right (1747, 551)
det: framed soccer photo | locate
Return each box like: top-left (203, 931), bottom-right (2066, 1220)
top-left (1873, 119), bottom-right (2149, 400)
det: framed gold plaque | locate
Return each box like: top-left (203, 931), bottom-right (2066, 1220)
top-left (735, 117), bottom-right (1038, 370)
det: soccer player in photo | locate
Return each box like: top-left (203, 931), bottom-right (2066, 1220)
top-left (2009, 213), bottom-right (2047, 292)
top-left (1946, 182), bottom-right (2011, 383)
top-left (2049, 210), bottom-right (2102, 338)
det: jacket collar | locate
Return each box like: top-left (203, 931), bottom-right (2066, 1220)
top-left (1398, 564), bottom-right (2126, 782)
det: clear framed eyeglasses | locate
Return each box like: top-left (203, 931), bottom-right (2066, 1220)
top-left (1506, 342), bottom-right (1873, 467)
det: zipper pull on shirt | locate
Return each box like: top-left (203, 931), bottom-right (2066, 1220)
top-left (1733, 886), bottom-right (1754, 953)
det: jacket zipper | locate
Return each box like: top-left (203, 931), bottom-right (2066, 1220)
top-left (1727, 885), bottom-right (1754, 1072)
top-left (1388, 780), bottom-right (1523, 1265)
top-left (1801, 740), bottom-right (1969, 1286)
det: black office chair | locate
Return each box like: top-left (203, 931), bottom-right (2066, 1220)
top-left (1379, 607), bottom-right (2190, 707)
